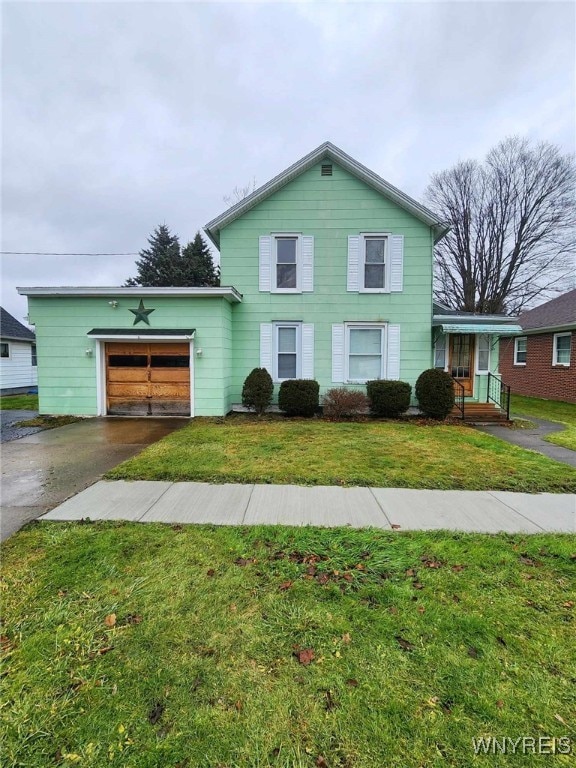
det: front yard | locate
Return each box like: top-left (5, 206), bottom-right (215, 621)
top-left (2, 523), bottom-right (575, 768)
top-left (511, 395), bottom-right (576, 451)
top-left (106, 416), bottom-right (576, 493)
top-left (0, 393), bottom-right (38, 410)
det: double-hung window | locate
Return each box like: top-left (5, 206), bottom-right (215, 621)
top-left (553, 333), bottom-right (571, 366)
top-left (274, 323), bottom-right (301, 381)
top-left (31, 344), bottom-right (37, 366)
top-left (346, 324), bottom-right (386, 382)
top-left (361, 235), bottom-right (388, 291)
top-left (514, 337), bottom-right (527, 365)
top-left (274, 235), bottom-right (300, 291)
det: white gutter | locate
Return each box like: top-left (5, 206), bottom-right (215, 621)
top-left (17, 286), bottom-right (243, 303)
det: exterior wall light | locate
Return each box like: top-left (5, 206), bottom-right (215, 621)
top-left (196, 348), bottom-right (203, 357)
top-left (85, 348), bottom-right (93, 356)
top-left (108, 300), bottom-right (119, 308)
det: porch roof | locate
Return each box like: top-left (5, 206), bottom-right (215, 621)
top-left (435, 323), bottom-right (523, 335)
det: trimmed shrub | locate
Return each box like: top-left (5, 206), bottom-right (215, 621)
top-left (322, 388), bottom-right (369, 421)
top-left (415, 368), bottom-right (455, 419)
top-left (366, 380), bottom-right (412, 418)
top-left (242, 368), bottom-right (273, 416)
top-left (278, 379), bottom-right (320, 417)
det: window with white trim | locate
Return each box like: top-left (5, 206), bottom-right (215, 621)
top-left (476, 334), bottom-right (491, 373)
top-left (514, 336), bottom-right (527, 365)
top-left (346, 324), bottom-right (386, 382)
top-left (0, 342), bottom-right (9, 358)
top-left (434, 333), bottom-right (447, 369)
top-left (361, 234), bottom-right (389, 291)
top-left (553, 333), bottom-right (571, 366)
top-left (274, 235), bottom-right (300, 291)
top-left (274, 323), bottom-right (301, 381)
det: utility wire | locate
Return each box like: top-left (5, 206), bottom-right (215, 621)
top-left (1, 251), bottom-right (139, 256)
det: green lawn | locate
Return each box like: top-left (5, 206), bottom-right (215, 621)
top-left (106, 416), bottom-right (576, 493)
top-left (0, 393), bottom-right (38, 410)
top-left (2, 523), bottom-right (575, 768)
top-left (511, 395), bottom-right (576, 451)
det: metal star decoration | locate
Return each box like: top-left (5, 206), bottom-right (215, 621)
top-left (129, 299), bottom-right (155, 326)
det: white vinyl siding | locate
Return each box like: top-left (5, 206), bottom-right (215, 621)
top-left (0, 340), bottom-right (38, 391)
top-left (514, 337), bottom-right (527, 365)
top-left (553, 333), bottom-right (571, 366)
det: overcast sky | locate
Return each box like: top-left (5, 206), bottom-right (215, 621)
top-left (2, 0), bottom-right (574, 323)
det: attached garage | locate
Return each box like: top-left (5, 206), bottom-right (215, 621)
top-left (106, 342), bottom-right (191, 416)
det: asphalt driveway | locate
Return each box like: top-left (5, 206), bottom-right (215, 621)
top-left (0, 417), bottom-right (188, 541)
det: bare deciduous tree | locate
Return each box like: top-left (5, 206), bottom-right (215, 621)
top-left (426, 137), bottom-right (576, 314)
top-left (223, 177), bottom-right (256, 207)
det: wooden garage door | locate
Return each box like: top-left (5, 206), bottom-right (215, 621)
top-left (106, 342), bottom-right (190, 416)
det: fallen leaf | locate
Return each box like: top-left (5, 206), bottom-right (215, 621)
top-left (90, 645), bottom-right (114, 658)
top-left (417, 606), bottom-right (425, 614)
top-left (412, 582), bottom-right (424, 590)
top-left (316, 573), bottom-right (329, 585)
top-left (451, 564), bottom-right (466, 572)
top-left (293, 647), bottom-right (315, 665)
top-left (57, 590), bottom-right (67, 598)
top-left (278, 581), bottom-right (293, 591)
top-left (355, 563), bottom-right (366, 571)
top-left (346, 678), bottom-right (358, 687)
top-left (405, 568), bottom-right (416, 577)
top-left (235, 700), bottom-right (242, 711)
top-left (467, 645), bottom-right (479, 659)
top-left (554, 713), bottom-right (567, 726)
top-left (104, 614), bottom-right (116, 628)
top-left (452, 594), bottom-right (461, 603)
top-left (316, 757), bottom-right (329, 767)
top-left (323, 689), bottom-right (336, 711)
top-left (342, 573), bottom-right (354, 582)
top-left (519, 554), bottom-right (541, 567)
top-left (342, 632), bottom-right (351, 644)
top-left (562, 601), bottom-right (574, 609)
top-left (421, 557), bottom-right (442, 569)
top-left (121, 614), bottom-right (142, 626)
top-left (496, 700), bottom-right (504, 709)
top-left (148, 701), bottom-right (164, 725)
top-left (171, 524), bottom-right (183, 531)
top-left (360, 550), bottom-right (371, 559)
top-left (395, 636), bottom-right (415, 652)
top-left (391, 524), bottom-right (401, 530)
top-left (305, 565), bottom-right (317, 576)
top-left (389, 606), bottom-right (399, 615)
top-left (206, 569), bottom-right (215, 577)
top-left (229, 604), bottom-right (237, 612)
top-left (234, 557), bottom-right (256, 566)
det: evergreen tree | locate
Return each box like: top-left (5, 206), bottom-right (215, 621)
top-left (181, 232), bottom-right (220, 287)
top-left (125, 224), bottom-right (183, 287)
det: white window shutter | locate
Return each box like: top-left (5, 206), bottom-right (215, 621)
top-left (260, 323), bottom-right (273, 374)
top-left (302, 324), bottom-right (314, 379)
top-left (387, 325), bottom-right (401, 380)
top-left (389, 235), bottom-right (404, 292)
top-left (332, 324), bottom-right (345, 383)
top-left (347, 236), bottom-right (360, 292)
top-left (301, 236), bottom-right (314, 292)
top-left (259, 236), bottom-right (272, 292)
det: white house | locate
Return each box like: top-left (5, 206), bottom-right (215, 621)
top-left (0, 306), bottom-right (37, 395)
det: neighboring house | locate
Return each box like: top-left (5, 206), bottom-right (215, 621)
top-left (499, 288), bottom-right (575, 404)
top-left (0, 306), bottom-right (37, 394)
top-left (18, 142), bottom-right (519, 418)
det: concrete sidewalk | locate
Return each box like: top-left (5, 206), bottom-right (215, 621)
top-left (41, 481), bottom-right (576, 533)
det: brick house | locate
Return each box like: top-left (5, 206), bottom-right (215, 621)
top-left (499, 288), bottom-right (575, 403)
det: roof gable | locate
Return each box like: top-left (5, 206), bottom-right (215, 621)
top-left (204, 141), bottom-right (449, 248)
top-left (0, 306), bottom-right (35, 341)
top-left (519, 288), bottom-right (576, 331)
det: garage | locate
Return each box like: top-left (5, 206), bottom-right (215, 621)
top-left (105, 342), bottom-right (191, 416)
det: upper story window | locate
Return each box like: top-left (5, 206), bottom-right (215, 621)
top-left (553, 333), bottom-right (571, 366)
top-left (362, 235), bottom-right (388, 291)
top-left (275, 236), bottom-right (300, 291)
top-left (514, 336), bottom-right (527, 365)
top-left (0, 342), bottom-right (9, 358)
top-left (347, 234), bottom-right (404, 293)
top-left (259, 234), bottom-right (314, 293)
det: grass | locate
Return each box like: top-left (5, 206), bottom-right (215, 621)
top-left (511, 395), bottom-right (576, 451)
top-left (2, 522), bottom-right (575, 767)
top-left (0, 393), bottom-right (38, 410)
top-left (106, 416), bottom-right (576, 493)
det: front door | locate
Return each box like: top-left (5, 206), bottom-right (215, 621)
top-left (449, 334), bottom-right (474, 396)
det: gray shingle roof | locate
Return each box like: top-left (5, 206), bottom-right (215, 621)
top-left (519, 289), bottom-right (576, 331)
top-left (0, 306), bottom-right (35, 341)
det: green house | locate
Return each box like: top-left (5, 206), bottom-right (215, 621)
top-left (18, 142), bottom-right (521, 418)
